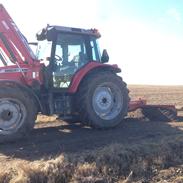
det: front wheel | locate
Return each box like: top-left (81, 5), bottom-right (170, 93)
top-left (77, 72), bottom-right (129, 128)
top-left (0, 86), bottom-right (37, 143)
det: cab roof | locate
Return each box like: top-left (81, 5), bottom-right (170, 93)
top-left (37, 25), bottom-right (101, 41)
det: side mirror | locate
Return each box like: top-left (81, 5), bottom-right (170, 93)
top-left (101, 49), bottom-right (109, 63)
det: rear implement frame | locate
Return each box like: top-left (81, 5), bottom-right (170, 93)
top-left (129, 99), bottom-right (177, 121)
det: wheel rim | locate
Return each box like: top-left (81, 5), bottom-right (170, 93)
top-left (92, 85), bottom-right (123, 120)
top-left (0, 98), bottom-right (26, 135)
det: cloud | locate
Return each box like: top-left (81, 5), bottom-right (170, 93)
top-left (166, 8), bottom-right (181, 23)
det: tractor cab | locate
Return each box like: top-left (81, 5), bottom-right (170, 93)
top-left (36, 25), bottom-right (108, 88)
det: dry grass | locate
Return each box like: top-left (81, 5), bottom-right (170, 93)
top-left (2, 135), bottom-right (183, 182)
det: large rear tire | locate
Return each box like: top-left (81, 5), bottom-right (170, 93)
top-left (0, 86), bottom-right (37, 143)
top-left (77, 72), bottom-right (129, 128)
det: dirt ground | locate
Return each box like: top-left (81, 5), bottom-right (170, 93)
top-left (1, 85), bottom-right (183, 182)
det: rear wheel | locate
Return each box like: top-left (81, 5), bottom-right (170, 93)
top-left (0, 86), bottom-right (37, 143)
top-left (77, 72), bottom-right (129, 128)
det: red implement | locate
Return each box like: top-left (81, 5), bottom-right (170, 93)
top-left (128, 99), bottom-right (177, 121)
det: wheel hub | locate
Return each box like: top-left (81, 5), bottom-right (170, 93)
top-left (1, 110), bottom-right (13, 121)
top-left (95, 89), bottom-right (113, 111)
top-left (102, 97), bottom-right (107, 104)
top-left (0, 99), bottom-right (26, 135)
top-left (92, 86), bottom-right (123, 120)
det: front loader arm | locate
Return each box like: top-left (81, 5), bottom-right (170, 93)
top-left (0, 4), bottom-right (36, 64)
top-left (0, 32), bottom-right (18, 64)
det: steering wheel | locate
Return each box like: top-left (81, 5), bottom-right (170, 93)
top-left (55, 55), bottom-right (62, 62)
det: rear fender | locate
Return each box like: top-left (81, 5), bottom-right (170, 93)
top-left (0, 80), bottom-right (43, 112)
top-left (68, 62), bottom-right (121, 93)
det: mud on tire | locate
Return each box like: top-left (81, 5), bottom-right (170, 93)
top-left (0, 86), bottom-right (37, 143)
top-left (77, 72), bottom-right (129, 128)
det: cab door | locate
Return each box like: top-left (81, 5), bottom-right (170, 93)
top-left (52, 33), bottom-right (88, 88)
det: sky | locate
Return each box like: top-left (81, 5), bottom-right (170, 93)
top-left (1, 0), bottom-right (183, 85)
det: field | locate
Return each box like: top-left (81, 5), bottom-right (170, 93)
top-left (1, 85), bottom-right (183, 182)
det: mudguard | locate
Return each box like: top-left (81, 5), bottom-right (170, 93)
top-left (68, 62), bottom-right (121, 93)
top-left (0, 80), bottom-right (43, 112)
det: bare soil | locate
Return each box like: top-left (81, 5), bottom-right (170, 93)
top-left (1, 85), bottom-right (183, 182)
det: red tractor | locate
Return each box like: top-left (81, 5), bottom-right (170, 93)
top-left (0, 5), bottom-right (129, 141)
